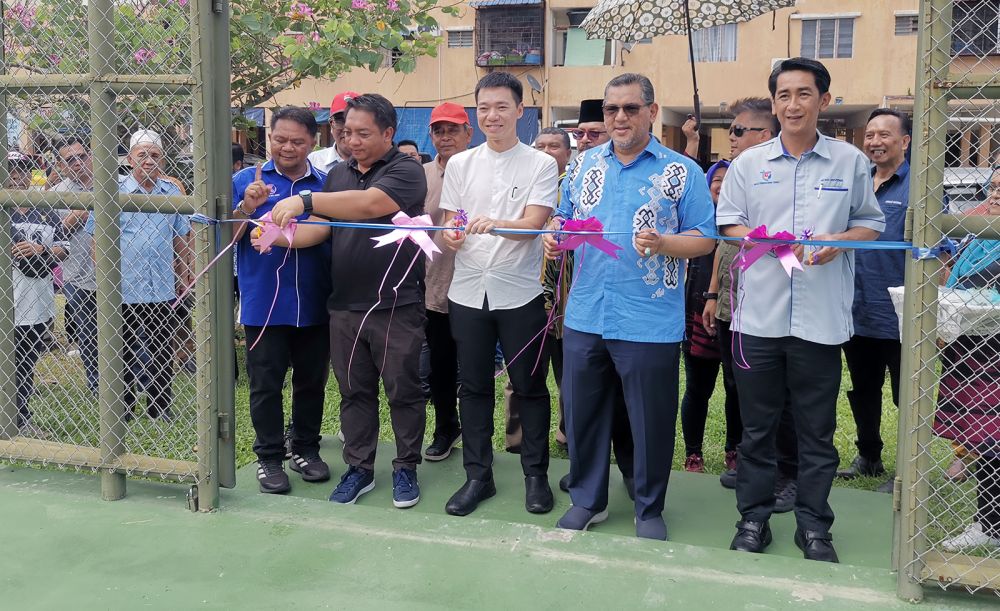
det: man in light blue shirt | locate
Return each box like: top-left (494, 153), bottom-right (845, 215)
top-left (85, 130), bottom-right (192, 422)
top-left (546, 73), bottom-right (715, 540)
top-left (716, 59), bottom-right (884, 563)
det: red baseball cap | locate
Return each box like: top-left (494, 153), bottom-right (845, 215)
top-left (430, 102), bottom-right (470, 126)
top-left (330, 91), bottom-right (360, 116)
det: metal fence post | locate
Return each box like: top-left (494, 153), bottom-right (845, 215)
top-left (0, 8), bottom-right (17, 440)
top-left (89, 0), bottom-right (128, 501)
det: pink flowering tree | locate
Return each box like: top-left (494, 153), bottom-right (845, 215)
top-left (3, 0), bottom-right (457, 112)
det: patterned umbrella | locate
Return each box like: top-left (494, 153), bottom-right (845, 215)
top-left (581, 0), bottom-right (796, 125)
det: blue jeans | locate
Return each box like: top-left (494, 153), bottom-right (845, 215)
top-left (64, 283), bottom-right (98, 394)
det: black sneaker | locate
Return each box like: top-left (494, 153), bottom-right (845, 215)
top-left (774, 477), bottom-right (797, 513)
top-left (424, 429), bottom-right (462, 462)
top-left (257, 459), bottom-right (291, 494)
top-left (289, 453), bottom-right (331, 482)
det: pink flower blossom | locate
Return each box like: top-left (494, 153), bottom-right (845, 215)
top-left (386, 0), bottom-right (399, 11)
top-left (133, 48), bottom-right (156, 65)
top-left (294, 33), bottom-right (306, 43)
top-left (308, 102), bottom-right (321, 111)
top-left (46, 54), bottom-right (61, 66)
top-left (351, 0), bottom-right (371, 9)
top-left (310, 31), bottom-right (321, 42)
top-left (285, 1), bottom-right (315, 19)
top-left (177, 0), bottom-right (189, 6)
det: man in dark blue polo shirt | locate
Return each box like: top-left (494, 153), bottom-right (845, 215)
top-left (233, 106), bottom-right (332, 494)
top-left (837, 108), bottom-right (910, 489)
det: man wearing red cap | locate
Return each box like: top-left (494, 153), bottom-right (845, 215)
top-left (307, 91), bottom-right (358, 174)
top-left (422, 102), bottom-right (473, 461)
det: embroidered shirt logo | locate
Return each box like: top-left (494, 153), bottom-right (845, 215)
top-left (754, 169), bottom-right (780, 186)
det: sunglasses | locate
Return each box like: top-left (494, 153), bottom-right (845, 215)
top-left (570, 129), bottom-right (607, 139)
top-left (602, 104), bottom-right (648, 118)
top-left (729, 125), bottom-right (767, 137)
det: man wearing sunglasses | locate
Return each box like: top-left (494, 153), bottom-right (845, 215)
top-left (569, 99), bottom-right (609, 153)
top-left (547, 73), bottom-right (715, 540)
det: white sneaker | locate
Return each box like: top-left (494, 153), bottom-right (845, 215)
top-left (942, 523), bottom-right (1000, 552)
top-left (337, 429), bottom-right (346, 443)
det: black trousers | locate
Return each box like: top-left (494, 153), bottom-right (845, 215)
top-left (843, 334), bottom-right (901, 461)
top-left (681, 351), bottom-right (742, 455)
top-left (450, 295), bottom-right (550, 480)
top-left (425, 309), bottom-right (460, 437)
top-left (564, 328), bottom-right (678, 519)
top-left (733, 334), bottom-right (840, 532)
top-left (978, 456), bottom-right (1000, 538)
top-left (330, 304), bottom-right (426, 471)
top-left (720, 320), bottom-right (797, 477)
top-left (122, 302), bottom-right (178, 418)
top-left (245, 324), bottom-right (328, 462)
top-left (14, 322), bottom-right (48, 427)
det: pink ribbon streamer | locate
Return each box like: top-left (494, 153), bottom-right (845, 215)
top-left (555, 217), bottom-right (623, 259)
top-left (371, 211), bottom-right (442, 260)
top-left (247, 213), bottom-right (297, 351)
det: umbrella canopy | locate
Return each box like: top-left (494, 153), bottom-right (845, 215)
top-left (581, 0), bottom-right (796, 127)
top-left (580, 0), bottom-right (795, 40)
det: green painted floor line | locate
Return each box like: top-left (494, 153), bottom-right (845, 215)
top-left (242, 438), bottom-right (893, 569)
top-left (1, 464), bottom-right (995, 610)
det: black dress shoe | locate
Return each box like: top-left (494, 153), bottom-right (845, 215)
top-left (525, 475), bottom-right (554, 514)
top-left (730, 520), bottom-right (772, 553)
top-left (445, 479), bottom-right (496, 516)
top-left (794, 528), bottom-right (839, 563)
top-left (559, 473), bottom-right (570, 493)
top-left (836, 455), bottom-right (885, 479)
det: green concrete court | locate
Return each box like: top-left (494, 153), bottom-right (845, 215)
top-left (2, 439), bottom-right (995, 610)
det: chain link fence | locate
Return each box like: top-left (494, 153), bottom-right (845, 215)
top-left (0, 0), bottom-right (233, 509)
top-left (895, 0), bottom-right (1000, 600)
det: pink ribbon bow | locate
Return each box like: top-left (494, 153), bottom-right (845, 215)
top-left (371, 211), bottom-right (442, 260)
top-left (250, 211), bottom-right (297, 254)
top-left (737, 225), bottom-right (803, 277)
top-left (555, 217), bottom-right (623, 259)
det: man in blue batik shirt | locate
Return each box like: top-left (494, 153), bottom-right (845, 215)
top-left (837, 109), bottom-right (910, 490)
top-left (545, 73), bottom-right (716, 541)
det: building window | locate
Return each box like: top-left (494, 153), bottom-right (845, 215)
top-left (800, 18), bottom-right (855, 59)
top-left (952, 0), bottom-right (1000, 56)
top-left (691, 23), bottom-right (737, 62)
top-left (447, 29), bottom-right (473, 48)
top-left (474, 6), bottom-right (544, 66)
top-left (894, 14), bottom-right (919, 36)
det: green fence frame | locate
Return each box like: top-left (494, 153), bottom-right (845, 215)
top-left (0, 0), bottom-right (234, 511)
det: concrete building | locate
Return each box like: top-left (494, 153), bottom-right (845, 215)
top-left (268, 0), bottom-right (999, 166)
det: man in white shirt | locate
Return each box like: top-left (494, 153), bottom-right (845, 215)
top-left (306, 90), bottom-right (357, 174)
top-left (439, 72), bottom-right (559, 517)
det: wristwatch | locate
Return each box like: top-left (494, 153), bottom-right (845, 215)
top-left (702, 292), bottom-right (718, 300)
top-left (300, 190), bottom-right (313, 215)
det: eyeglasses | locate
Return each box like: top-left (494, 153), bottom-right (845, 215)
top-left (602, 104), bottom-right (648, 118)
top-left (729, 125), bottom-right (767, 137)
top-left (60, 153), bottom-right (89, 164)
top-left (570, 129), bottom-right (607, 140)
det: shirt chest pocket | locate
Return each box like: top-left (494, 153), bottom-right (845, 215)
top-left (492, 179), bottom-right (531, 218)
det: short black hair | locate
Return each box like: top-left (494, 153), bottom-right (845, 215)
top-left (397, 139), bottom-right (419, 150)
top-left (346, 93), bottom-right (398, 133)
top-left (270, 106), bottom-right (319, 137)
top-left (867, 108), bottom-right (912, 136)
top-left (232, 142), bottom-right (245, 164)
top-left (768, 57), bottom-right (832, 97)
top-left (537, 127), bottom-right (570, 150)
top-left (53, 135), bottom-right (88, 155)
top-left (729, 97), bottom-right (779, 135)
top-left (475, 72), bottom-right (523, 106)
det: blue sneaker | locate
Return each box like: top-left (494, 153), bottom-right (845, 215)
top-left (392, 468), bottom-right (420, 508)
top-left (329, 466), bottom-right (375, 504)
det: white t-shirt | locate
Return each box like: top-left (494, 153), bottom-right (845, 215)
top-left (307, 146), bottom-right (344, 175)
top-left (12, 209), bottom-right (68, 326)
top-left (440, 141), bottom-right (558, 310)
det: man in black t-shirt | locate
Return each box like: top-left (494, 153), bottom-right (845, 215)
top-left (271, 94), bottom-right (428, 510)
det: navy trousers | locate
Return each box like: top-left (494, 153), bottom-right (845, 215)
top-left (733, 334), bottom-right (840, 532)
top-left (563, 328), bottom-right (680, 520)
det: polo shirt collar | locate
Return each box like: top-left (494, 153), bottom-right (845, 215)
top-left (348, 147), bottom-right (398, 173)
top-left (262, 158), bottom-right (319, 180)
top-left (768, 131), bottom-right (828, 160)
top-left (120, 172), bottom-right (168, 194)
